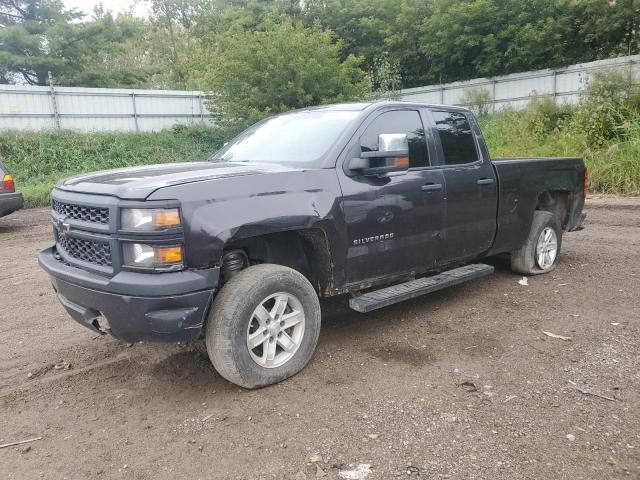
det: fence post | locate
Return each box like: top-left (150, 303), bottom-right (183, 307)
top-left (440, 86), bottom-right (444, 104)
top-left (552, 69), bottom-right (557, 104)
top-left (492, 80), bottom-right (497, 112)
top-left (198, 93), bottom-right (206, 123)
top-left (48, 71), bottom-right (60, 129)
top-left (131, 92), bottom-right (139, 132)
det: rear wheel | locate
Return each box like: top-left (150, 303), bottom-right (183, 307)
top-left (511, 211), bottom-right (563, 275)
top-left (205, 264), bottom-right (321, 389)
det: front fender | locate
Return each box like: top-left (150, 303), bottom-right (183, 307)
top-left (147, 169), bottom-right (345, 269)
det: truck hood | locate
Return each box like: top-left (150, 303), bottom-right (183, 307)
top-left (56, 161), bottom-right (299, 199)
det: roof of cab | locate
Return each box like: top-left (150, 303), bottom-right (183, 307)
top-left (299, 100), bottom-right (471, 114)
top-left (304, 102), bottom-right (372, 111)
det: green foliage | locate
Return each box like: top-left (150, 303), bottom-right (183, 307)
top-left (192, 18), bottom-right (369, 126)
top-left (146, 0), bottom-right (212, 88)
top-left (573, 71), bottom-right (640, 147)
top-left (480, 107), bottom-right (583, 158)
top-left (0, 0), bottom-right (80, 85)
top-left (418, 0), bottom-right (639, 84)
top-left (481, 96), bottom-right (640, 195)
top-left (0, 125), bottom-right (230, 206)
top-left (0, 1), bottom-right (158, 87)
top-left (58, 13), bottom-right (159, 88)
top-left (460, 87), bottom-right (492, 117)
top-left (522, 95), bottom-right (574, 138)
top-left (302, 0), bottom-right (430, 87)
top-left (2, 0), bottom-right (640, 90)
top-left (585, 128), bottom-right (640, 194)
top-left (367, 53), bottom-right (402, 100)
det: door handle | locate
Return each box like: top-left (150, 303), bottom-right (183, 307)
top-left (421, 183), bottom-right (443, 192)
top-left (477, 178), bottom-right (495, 185)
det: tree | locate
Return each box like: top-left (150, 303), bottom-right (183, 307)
top-left (302, 0), bottom-right (431, 87)
top-left (367, 53), bottom-right (402, 100)
top-left (0, 0), bottom-right (158, 87)
top-left (572, 0), bottom-right (639, 59)
top-left (417, 0), bottom-right (640, 85)
top-left (418, 0), bottom-right (572, 83)
top-left (148, 0), bottom-right (211, 87)
top-left (0, 0), bottom-right (79, 84)
top-left (57, 11), bottom-right (158, 88)
top-left (192, 18), bottom-right (368, 125)
top-left (3, 0), bottom-right (638, 92)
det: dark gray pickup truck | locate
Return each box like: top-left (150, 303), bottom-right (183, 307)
top-left (39, 101), bottom-right (586, 388)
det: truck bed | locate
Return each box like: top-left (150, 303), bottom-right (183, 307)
top-left (489, 156), bottom-right (586, 255)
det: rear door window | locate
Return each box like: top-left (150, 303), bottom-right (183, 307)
top-left (432, 111), bottom-right (478, 165)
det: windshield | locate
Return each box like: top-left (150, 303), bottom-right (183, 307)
top-left (210, 110), bottom-right (359, 164)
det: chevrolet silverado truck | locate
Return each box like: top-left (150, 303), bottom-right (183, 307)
top-left (39, 102), bottom-right (587, 388)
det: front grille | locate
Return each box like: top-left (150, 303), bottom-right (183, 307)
top-left (52, 199), bottom-right (109, 225)
top-left (55, 229), bottom-right (112, 267)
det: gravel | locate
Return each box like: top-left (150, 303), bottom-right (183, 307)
top-left (1, 196), bottom-right (639, 479)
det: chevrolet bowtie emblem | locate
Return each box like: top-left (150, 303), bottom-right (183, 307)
top-left (56, 218), bottom-right (71, 234)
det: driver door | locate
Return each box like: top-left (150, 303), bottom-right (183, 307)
top-left (338, 108), bottom-right (446, 285)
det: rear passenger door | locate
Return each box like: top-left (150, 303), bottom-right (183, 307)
top-left (429, 110), bottom-right (497, 262)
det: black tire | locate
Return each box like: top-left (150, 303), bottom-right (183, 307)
top-left (510, 211), bottom-right (563, 275)
top-left (205, 264), bottom-right (321, 389)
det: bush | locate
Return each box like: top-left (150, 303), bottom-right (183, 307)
top-left (460, 87), bottom-right (492, 117)
top-left (523, 94), bottom-right (575, 138)
top-left (368, 53), bottom-right (402, 101)
top-left (573, 71), bottom-right (640, 147)
top-left (480, 105), bottom-right (640, 195)
top-left (193, 18), bottom-right (369, 126)
top-left (0, 125), bottom-right (229, 207)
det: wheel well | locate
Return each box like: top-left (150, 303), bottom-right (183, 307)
top-left (220, 229), bottom-right (333, 296)
top-left (536, 190), bottom-right (569, 230)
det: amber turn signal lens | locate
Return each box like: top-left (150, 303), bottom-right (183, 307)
top-left (394, 156), bottom-right (409, 168)
top-left (154, 246), bottom-right (183, 264)
top-left (153, 209), bottom-right (181, 227)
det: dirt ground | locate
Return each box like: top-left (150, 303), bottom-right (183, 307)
top-left (1, 196), bottom-right (639, 480)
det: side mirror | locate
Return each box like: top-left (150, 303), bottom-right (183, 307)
top-left (348, 133), bottom-right (410, 176)
top-left (379, 133), bottom-right (408, 152)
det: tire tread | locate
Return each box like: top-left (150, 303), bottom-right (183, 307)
top-left (510, 210), bottom-right (562, 275)
top-left (206, 264), bottom-right (320, 389)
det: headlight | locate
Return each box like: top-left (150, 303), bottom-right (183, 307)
top-left (123, 243), bottom-right (184, 270)
top-left (121, 208), bottom-right (181, 231)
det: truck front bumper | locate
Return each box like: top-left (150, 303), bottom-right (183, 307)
top-left (38, 246), bottom-right (219, 343)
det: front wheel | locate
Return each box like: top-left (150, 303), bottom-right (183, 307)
top-left (510, 210), bottom-right (563, 275)
top-left (205, 264), bottom-right (321, 389)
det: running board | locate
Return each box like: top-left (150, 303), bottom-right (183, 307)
top-left (349, 263), bottom-right (494, 313)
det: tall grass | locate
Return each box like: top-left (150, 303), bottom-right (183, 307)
top-left (481, 109), bottom-right (640, 195)
top-left (584, 119), bottom-right (640, 193)
top-left (0, 125), bottom-right (230, 207)
top-left (480, 72), bottom-right (640, 195)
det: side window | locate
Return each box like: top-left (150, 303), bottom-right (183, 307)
top-left (360, 110), bottom-right (429, 168)
top-left (432, 111), bottom-right (478, 165)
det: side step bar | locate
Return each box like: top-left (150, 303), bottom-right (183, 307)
top-left (349, 263), bottom-right (494, 313)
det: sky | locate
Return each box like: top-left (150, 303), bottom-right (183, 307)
top-left (63, 0), bottom-right (151, 18)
